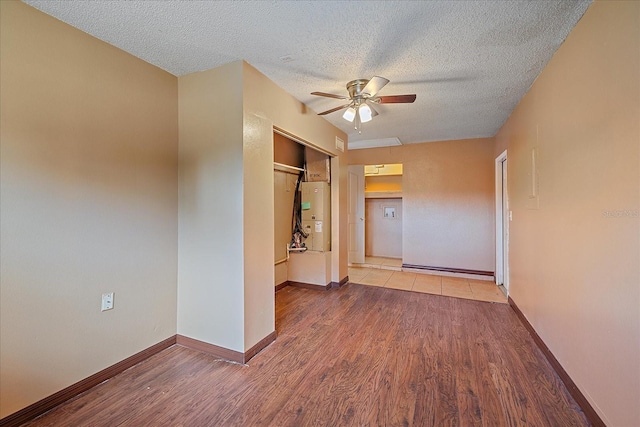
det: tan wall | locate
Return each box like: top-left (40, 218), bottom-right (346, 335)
top-left (494, 1), bottom-right (639, 425)
top-left (274, 132), bottom-right (304, 168)
top-left (365, 198), bottom-right (403, 258)
top-left (331, 154), bottom-right (349, 283)
top-left (274, 261), bottom-right (288, 286)
top-left (242, 62), bottom-right (349, 289)
top-left (273, 133), bottom-right (304, 264)
top-left (179, 61), bottom-right (347, 352)
top-left (241, 86), bottom-right (275, 350)
top-left (349, 138), bottom-right (495, 272)
top-left (494, 128), bottom-right (508, 158)
top-left (274, 171), bottom-right (297, 263)
top-left (0, 1), bottom-right (178, 418)
top-left (1, 2), bottom-right (348, 418)
top-left (177, 62), bottom-right (245, 352)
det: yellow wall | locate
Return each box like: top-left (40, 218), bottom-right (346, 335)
top-left (365, 175), bottom-right (403, 193)
top-left (0, 1), bottom-right (179, 417)
top-left (494, 1), bottom-right (639, 425)
top-left (349, 138), bottom-right (495, 271)
top-left (364, 163), bottom-right (403, 176)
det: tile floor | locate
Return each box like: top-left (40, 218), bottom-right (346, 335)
top-left (348, 258), bottom-right (507, 304)
top-left (355, 256), bottom-right (403, 270)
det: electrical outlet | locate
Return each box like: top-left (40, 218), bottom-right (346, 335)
top-left (101, 292), bottom-right (114, 311)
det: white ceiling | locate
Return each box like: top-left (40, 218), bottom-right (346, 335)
top-left (24, 0), bottom-right (591, 148)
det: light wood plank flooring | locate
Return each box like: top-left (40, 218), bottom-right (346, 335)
top-left (24, 284), bottom-right (588, 426)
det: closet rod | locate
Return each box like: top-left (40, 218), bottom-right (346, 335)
top-left (273, 162), bottom-right (305, 173)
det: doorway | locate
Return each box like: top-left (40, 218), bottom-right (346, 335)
top-left (495, 150), bottom-right (509, 293)
top-left (348, 164), bottom-right (403, 268)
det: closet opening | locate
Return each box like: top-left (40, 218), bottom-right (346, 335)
top-left (273, 130), bottom-right (333, 291)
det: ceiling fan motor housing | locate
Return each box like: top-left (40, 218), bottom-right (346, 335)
top-left (346, 79), bottom-right (370, 99)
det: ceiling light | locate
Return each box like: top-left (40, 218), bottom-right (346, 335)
top-left (343, 107), bottom-right (356, 122)
top-left (359, 104), bottom-right (372, 123)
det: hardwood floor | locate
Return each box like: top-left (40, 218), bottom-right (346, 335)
top-left (24, 284), bottom-right (589, 426)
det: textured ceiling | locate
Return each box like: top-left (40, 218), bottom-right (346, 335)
top-left (24, 0), bottom-right (591, 147)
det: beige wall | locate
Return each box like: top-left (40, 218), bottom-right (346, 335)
top-left (273, 133), bottom-right (303, 264)
top-left (0, 1), bottom-right (179, 418)
top-left (178, 61), bottom-right (348, 353)
top-left (274, 171), bottom-right (297, 263)
top-left (1, 1), bottom-right (347, 419)
top-left (365, 198), bottom-right (403, 258)
top-left (241, 89), bottom-right (275, 350)
top-left (331, 154), bottom-right (349, 284)
top-left (349, 138), bottom-right (495, 272)
top-left (274, 132), bottom-right (305, 168)
top-left (177, 62), bottom-right (246, 352)
top-left (242, 63), bottom-right (349, 285)
top-left (494, 1), bottom-right (639, 425)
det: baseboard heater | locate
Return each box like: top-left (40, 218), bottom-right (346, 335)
top-left (402, 263), bottom-right (494, 277)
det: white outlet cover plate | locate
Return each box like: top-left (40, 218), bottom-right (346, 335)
top-left (101, 292), bottom-right (114, 311)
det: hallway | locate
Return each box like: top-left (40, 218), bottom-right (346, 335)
top-left (349, 257), bottom-right (506, 304)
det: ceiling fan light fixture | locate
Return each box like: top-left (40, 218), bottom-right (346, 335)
top-left (359, 104), bottom-right (373, 123)
top-left (343, 106), bottom-right (357, 122)
top-left (312, 76), bottom-right (416, 132)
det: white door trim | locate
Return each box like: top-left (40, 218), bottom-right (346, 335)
top-left (495, 150), bottom-right (508, 289)
top-left (348, 165), bottom-right (365, 264)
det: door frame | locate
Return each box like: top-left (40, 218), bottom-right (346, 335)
top-left (348, 165), bottom-right (365, 264)
top-left (495, 150), bottom-right (509, 291)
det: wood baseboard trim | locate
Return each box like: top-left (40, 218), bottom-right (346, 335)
top-left (177, 332), bottom-right (276, 364)
top-left (275, 281), bottom-right (289, 292)
top-left (402, 263), bottom-right (494, 277)
top-left (330, 276), bottom-right (349, 289)
top-left (508, 297), bottom-right (605, 427)
top-left (176, 334), bottom-right (244, 364)
top-left (0, 335), bottom-right (177, 427)
top-left (288, 280), bottom-right (331, 290)
top-left (244, 331), bottom-right (277, 362)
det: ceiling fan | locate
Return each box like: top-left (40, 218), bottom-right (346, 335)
top-left (311, 76), bottom-right (416, 132)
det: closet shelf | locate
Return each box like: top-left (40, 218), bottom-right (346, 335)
top-left (365, 191), bottom-right (403, 199)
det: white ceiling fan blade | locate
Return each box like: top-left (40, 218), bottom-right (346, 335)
top-left (362, 76), bottom-right (390, 97)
